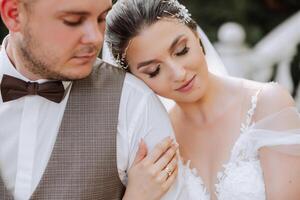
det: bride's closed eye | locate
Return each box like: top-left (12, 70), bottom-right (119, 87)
top-left (175, 45), bottom-right (190, 56)
top-left (144, 45), bottom-right (190, 79)
top-left (148, 65), bottom-right (160, 78)
top-left (142, 65), bottom-right (160, 78)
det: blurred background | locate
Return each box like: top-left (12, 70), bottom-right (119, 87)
top-left (183, 0), bottom-right (300, 109)
top-left (0, 0), bottom-right (299, 108)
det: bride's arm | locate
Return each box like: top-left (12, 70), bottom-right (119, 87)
top-left (260, 147), bottom-right (300, 200)
top-left (256, 83), bottom-right (300, 199)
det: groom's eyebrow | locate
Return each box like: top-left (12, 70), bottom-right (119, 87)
top-left (57, 7), bottom-right (112, 16)
top-left (137, 34), bottom-right (185, 69)
top-left (59, 11), bottom-right (90, 15)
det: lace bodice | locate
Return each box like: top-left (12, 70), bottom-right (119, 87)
top-left (178, 89), bottom-right (267, 200)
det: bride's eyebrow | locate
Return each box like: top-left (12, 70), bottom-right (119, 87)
top-left (137, 59), bottom-right (159, 69)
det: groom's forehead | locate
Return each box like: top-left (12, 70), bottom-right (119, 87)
top-left (30, 0), bottom-right (112, 13)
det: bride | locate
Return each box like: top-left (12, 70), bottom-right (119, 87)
top-left (105, 0), bottom-right (300, 199)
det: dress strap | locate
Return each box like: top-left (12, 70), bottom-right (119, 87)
top-left (242, 88), bottom-right (263, 131)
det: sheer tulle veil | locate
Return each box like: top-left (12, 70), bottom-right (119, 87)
top-left (197, 27), bottom-right (228, 77)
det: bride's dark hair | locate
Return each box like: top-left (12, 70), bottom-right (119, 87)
top-left (106, 0), bottom-right (198, 70)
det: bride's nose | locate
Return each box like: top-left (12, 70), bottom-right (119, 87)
top-left (169, 62), bottom-right (187, 82)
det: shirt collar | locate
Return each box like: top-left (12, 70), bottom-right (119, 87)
top-left (0, 35), bottom-right (71, 90)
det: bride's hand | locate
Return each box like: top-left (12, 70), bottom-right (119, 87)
top-left (123, 137), bottom-right (179, 200)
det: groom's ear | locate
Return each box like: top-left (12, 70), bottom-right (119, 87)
top-left (1, 0), bottom-right (22, 32)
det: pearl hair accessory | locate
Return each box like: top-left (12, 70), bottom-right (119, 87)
top-left (116, 0), bottom-right (192, 70)
top-left (160, 0), bottom-right (192, 24)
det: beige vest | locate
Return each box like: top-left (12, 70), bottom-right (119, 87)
top-left (0, 60), bottom-right (126, 199)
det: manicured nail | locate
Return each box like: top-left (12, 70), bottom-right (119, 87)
top-left (139, 138), bottom-right (145, 145)
top-left (173, 142), bottom-right (179, 148)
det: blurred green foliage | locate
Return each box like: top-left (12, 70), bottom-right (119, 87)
top-left (0, 20), bottom-right (8, 40)
top-left (183, 0), bottom-right (300, 45)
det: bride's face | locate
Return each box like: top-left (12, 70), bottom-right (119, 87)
top-left (126, 19), bottom-right (209, 103)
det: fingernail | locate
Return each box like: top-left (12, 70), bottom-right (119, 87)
top-left (174, 142), bottom-right (179, 148)
top-left (165, 136), bottom-right (171, 141)
top-left (139, 138), bottom-right (145, 145)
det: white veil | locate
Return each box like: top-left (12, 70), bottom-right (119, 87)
top-left (197, 26), bottom-right (228, 76)
top-left (102, 26), bottom-right (228, 110)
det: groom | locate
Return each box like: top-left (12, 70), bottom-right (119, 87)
top-left (0, 0), bottom-right (175, 199)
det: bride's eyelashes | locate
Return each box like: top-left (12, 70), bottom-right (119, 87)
top-left (140, 43), bottom-right (190, 79)
top-left (149, 65), bottom-right (161, 78)
top-left (145, 45), bottom-right (190, 78)
top-left (140, 65), bottom-right (160, 78)
top-left (175, 45), bottom-right (190, 56)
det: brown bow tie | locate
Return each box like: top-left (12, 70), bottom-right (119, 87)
top-left (1, 74), bottom-right (65, 103)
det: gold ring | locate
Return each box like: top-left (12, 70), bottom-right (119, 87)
top-left (165, 166), bottom-right (173, 177)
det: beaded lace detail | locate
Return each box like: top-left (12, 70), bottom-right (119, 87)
top-left (181, 89), bottom-right (266, 200)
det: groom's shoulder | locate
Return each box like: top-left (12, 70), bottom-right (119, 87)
top-left (123, 73), bottom-right (154, 96)
top-left (92, 58), bottom-right (154, 96)
top-left (92, 58), bottom-right (125, 76)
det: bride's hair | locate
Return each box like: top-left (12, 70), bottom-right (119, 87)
top-left (106, 0), bottom-right (198, 70)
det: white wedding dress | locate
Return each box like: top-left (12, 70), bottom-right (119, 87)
top-left (174, 88), bottom-right (300, 200)
top-left (102, 25), bottom-right (300, 200)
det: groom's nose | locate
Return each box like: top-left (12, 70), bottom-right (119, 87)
top-left (81, 21), bottom-right (104, 46)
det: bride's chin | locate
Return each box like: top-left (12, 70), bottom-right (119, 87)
top-left (176, 92), bottom-right (204, 104)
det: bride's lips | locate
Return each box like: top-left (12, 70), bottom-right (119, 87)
top-left (175, 75), bottom-right (196, 93)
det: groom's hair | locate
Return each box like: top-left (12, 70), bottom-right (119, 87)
top-left (106, 0), bottom-right (198, 69)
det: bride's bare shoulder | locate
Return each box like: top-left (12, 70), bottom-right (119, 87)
top-left (242, 79), bottom-right (296, 121)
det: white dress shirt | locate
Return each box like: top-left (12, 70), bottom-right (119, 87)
top-left (0, 36), bottom-right (177, 200)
